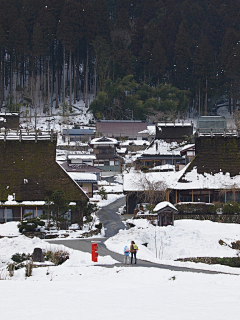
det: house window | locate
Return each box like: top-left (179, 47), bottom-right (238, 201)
top-left (104, 160), bottom-right (110, 166)
top-left (7, 209), bottom-right (13, 221)
top-left (99, 149), bottom-right (109, 154)
top-left (115, 160), bottom-right (119, 166)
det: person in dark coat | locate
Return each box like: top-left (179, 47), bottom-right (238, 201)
top-left (130, 240), bottom-right (138, 264)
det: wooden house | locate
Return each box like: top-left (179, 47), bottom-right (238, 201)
top-left (0, 132), bottom-right (88, 224)
top-left (89, 136), bottom-right (122, 176)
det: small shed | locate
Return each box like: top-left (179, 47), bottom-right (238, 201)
top-left (153, 201), bottom-right (178, 226)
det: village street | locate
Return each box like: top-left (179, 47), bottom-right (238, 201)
top-left (48, 197), bottom-right (235, 275)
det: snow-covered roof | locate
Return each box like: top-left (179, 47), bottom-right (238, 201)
top-left (90, 136), bottom-right (118, 145)
top-left (149, 164), bottom-right (175, 171)
top-left (174, 144), bottom-right (195, 152)
top-left (67, 172), bottom-right (97, 182)
top-left (175, 167), bottom-right (240, 190)
top-left (68, 154), bottom-right (96, 160)
top-left (157, 122), bottom-right (193, 127)
top-left (153, 201), bottom-right (177, 212)
top-left (141, 139), bottom-right (181, 156)
top-left (120, 140), bottom-right (150, 146)
top-left (123, 168), bottom-right (187, 191)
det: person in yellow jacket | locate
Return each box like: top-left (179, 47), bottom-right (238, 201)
top-left (130, 241), bottom-right (138, 264)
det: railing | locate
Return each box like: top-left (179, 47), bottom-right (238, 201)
top-left (0, 129), bottom-right (57, 142)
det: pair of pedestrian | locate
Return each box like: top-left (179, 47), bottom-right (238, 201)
top-left (123, 241), bottom-right (138, 265)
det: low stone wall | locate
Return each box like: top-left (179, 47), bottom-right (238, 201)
top-left (175, 214), bottom-right (240, 224)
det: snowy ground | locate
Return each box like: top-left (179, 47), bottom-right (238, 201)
top-left (1, 219), bottom-right (240, 319)
top-left (105, 219), bottom-right (240, 274)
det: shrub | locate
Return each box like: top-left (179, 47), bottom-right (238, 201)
top-left (231, 241), bottom-right (240, 250)
top-left (43, 249), bottom-right (69, 265)
top-left (18, 214), bottom-right (45, 233)
top-left (215, 257), bottom-right (240, 268)
top-left (98, 187), bottom-right (107, 200)
top-left (95, 223), bottom-right (102, 230)
top-left (176, 202), bottom-right (217, 214)
top-left (11, 253), bottom-right (31, 263)
top-left (222, 202), bottom-right (240, 214)
top-left (141, 165), bottom-right (149, 173)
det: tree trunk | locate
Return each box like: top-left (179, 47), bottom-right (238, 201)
top-left (204, 77), bottom-right (207, 115)
top-left (85, 44), bottom-right (89, 108)
top-left (56, 68), bottom-right (59, 109)
top-left (63, 44), bottom-right (65, 103)
top-left (48, 59), bottom-right (50, 114)
top-left (69, 50), bottom-right (72, 107)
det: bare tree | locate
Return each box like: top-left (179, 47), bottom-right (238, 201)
top-left (131, 174), bottom-right (170, 207)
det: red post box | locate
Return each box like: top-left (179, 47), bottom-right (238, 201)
top-left (91, 243), bottom-right (98, 262)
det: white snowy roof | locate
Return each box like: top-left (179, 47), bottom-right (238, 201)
top-left (67, 172), bottom-right (97, 182)
top-left (68, 154), bottom-right (96, 160)
top-left (175, 167), bottom-right (240, 190)
top-left (157, 122), bottom-right (192, 127)
top-left (123, 168), bottom-right (187, 191)
top-left (142, 139), bottom-right (180, 156)
top-left (149, 164), bottom-right (175, 171)
top-left (153, 201), bottom-right (177, 212)
top-left (90, 137), bottom-right (118, 145)
top-left (138, 125), bottom-right (156, 135)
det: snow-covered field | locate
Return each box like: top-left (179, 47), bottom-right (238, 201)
top-left (1, 220), bottom-right (240, 319)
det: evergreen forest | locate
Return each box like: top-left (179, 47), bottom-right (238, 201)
top-left (0, 0), bottom-right (240, 120)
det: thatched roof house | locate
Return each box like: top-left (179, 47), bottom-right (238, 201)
top-left (0, 133), bottom-right (88, 223)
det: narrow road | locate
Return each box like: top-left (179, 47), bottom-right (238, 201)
top-left (47, 196), bottom-right (238, 275)
top-left (96, 196), bottom-right (126, 237)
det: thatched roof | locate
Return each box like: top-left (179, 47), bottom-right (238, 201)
top-left (0, 139), bottom-right (88, 202)
top-left (181, 135), bottom-right (240, 179)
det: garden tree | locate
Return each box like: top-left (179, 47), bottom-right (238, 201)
top-left (49, 190), bottom-right (70, 230)
top-left (131, 174), bottom-right (170, 207)
top-left (73, 201), bottom-right (98, 228)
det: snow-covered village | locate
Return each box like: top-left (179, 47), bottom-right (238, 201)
top-left (2, 1), bottom-right (240, 320)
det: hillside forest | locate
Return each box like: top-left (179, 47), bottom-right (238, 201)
top-left (0, 0), bottom-right (240, 120)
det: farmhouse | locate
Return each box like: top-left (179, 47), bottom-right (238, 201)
top-left (124, 133), bottom-right (240, 214)
top-left (0, 131), bottom-right (88, 224)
